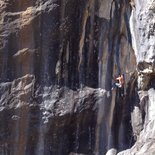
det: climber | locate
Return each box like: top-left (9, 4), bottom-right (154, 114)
top-left (116, 74), bottom-right (125, 88)
top-left (112, 74), bottom-right (125, 97)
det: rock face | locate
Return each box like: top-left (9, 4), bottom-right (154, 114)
top-left (118, 0), bottom-right (155, 155)
top-left (0, 0), bottom-right (154, 155)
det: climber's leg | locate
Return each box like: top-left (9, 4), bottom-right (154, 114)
top-left (121, 87), bottom-right (124, 97)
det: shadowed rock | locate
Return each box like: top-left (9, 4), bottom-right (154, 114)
top-left (0, 0), bottom-right (155, 155)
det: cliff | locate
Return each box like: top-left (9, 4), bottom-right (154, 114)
top-left (0, 0), bottom-right (155, 155)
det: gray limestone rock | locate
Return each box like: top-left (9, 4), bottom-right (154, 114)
top-left (0, 0), bottom-right (155, 155)
top-left (117, 0), bottom-right (155, 154)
